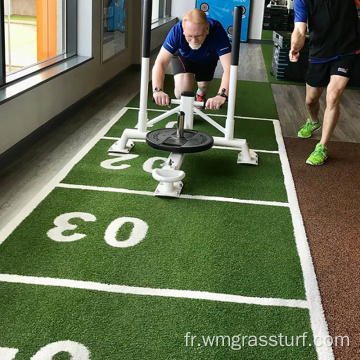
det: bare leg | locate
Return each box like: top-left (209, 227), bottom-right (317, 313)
top-left (305, 84), bottom-right (324, 123)
top-left (320, 75), bottom-right (349, 147)
top-left (196, 81), bottom-right (212, 94)
top-left (174, 73), bottom-right (195, 99)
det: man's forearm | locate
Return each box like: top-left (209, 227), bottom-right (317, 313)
top-left (217, 53), bottom-right (232, 96)
top-left (151, 64), bottom-right (165, 91)
top-left (291, 27), bottom-right (305, 53)
top-left (151, 62), bottom-right (165, 90)
top-left (218, 68), bottom-right (230, 96)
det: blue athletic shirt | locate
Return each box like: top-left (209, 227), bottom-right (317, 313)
top-left (294, 0), bottom-right (308, 23)
top-left (162, 18), bottom-right (231, 63)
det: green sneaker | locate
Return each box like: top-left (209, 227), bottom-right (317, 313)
top-left (298, 119), bottom-right (321, 138)
top-left (306, 143), bottom-right (328, 166)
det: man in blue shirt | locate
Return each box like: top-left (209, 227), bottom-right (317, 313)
top-left (289, 0), bottom-right (360, 165)
top-left (152, 9), bottom-right (231, 110)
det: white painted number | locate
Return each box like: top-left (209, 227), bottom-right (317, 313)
top-left (1, 341), bottom-right (90, 360)
top-left (105, 217), bottom-right (148, 248)
top-left (47, 213), bottom-right (148, 248)
top-left (47, 212), bottom-right (96, 242)
top-left (0, 348), bottom-right (18, 360)
top-left (101, 154), bottom-right (139, 170)
top-left (143, 157), bottom-right (167, 173)
top-left (101, 152), bottom-right (170, 175)
top-left (31, 340), bottom-right (90, 359)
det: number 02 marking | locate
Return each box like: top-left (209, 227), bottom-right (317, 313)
top-left (0, 340), bottom-right (90, 360)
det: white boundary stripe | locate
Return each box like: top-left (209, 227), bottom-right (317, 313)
top-left (0, 108), bottom-right (129, 245)
top-left (57, 183), bottom-right (290, 208)
top-left (274, 121), bottom-right (334, 359)
top-left (0, 274), bottom-right (309, 309)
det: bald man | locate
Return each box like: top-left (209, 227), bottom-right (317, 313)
top-left (152, 9), bottom-right (232, 111)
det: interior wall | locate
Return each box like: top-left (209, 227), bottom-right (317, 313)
top-left (171, 0), bottom-right (196, 19)
top-left (249, 0), bottom-right (266, 40)
top-left (0, 0), bottom-right (140, 157)
top-left (171, 0), bottom-right (265, 40)
top-left (150, 21), bottom-right (178, 56)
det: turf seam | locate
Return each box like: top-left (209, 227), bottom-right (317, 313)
top-left (0, 274), bottom-right (309, 309)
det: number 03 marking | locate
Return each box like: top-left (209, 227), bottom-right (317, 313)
top-left (47, 213), bottom-right (148, 248)
top-left (47, 212), bottom-right (96, 242)
top-left (105, 217), bottom-right (148, 248)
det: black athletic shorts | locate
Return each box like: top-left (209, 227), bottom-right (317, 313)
top-left (171, 51), bottom-right (218, 82)
top-left (306, 54), bottom-right (356, 87)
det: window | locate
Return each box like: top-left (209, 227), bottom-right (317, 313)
top-left (151, 0), bottom-right (171, 23)
top-left (102, 0), bottom-right (128, 62)
top-left (1, 0), bottom-right (76, 87)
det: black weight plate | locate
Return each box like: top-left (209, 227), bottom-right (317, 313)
top-left (146, 128), bottom-right (214, 153)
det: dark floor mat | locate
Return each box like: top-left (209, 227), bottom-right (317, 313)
top-left (284, 137), bottom-right (360, 360)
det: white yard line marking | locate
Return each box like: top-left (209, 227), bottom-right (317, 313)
top-left (180, 194), bottom-right (287, 207)
top-left (57, 183), bottom-right (290, 208)
top-left (0, 108), bottom-right (130, 245)
top-left (274, 121), bottom-right (334, 360)
top-left (206, 113), bottom-right (278, 122)
top-left (127, 107), bottom-right (279, 122)
top-left (103, 136), bottom-right (133, 141)
top-left (0, 274), bottom-right (309, 309)
top-left (102, 137), bottom-right (279, 154)
top-left (126, 107), bottom-right (166, 112)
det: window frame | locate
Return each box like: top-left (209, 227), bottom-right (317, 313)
top-left (0, 0), bottom-right (5, 85)
top-left (0, 0), bottom-right (77, 89)
top-left (152, 0), bottom-right (171, 24)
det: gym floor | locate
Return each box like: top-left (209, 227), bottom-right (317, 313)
top-left (0, 42), bottom-right (359, 359)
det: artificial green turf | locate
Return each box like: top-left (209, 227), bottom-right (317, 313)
top-left (262, 30), bottom-right (274, 41)
top-left (126, 76), bottom-right (279, 119)
top-left (0, 68), bottom-right (320, 360)
top-left (61, 139), bottom-right (287, 203)
top-left (0, 282), bottom-right (317, 359)
top-left (0, 188), bottom-right (304, 300)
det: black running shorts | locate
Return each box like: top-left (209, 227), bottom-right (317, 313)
top-left (171, 52), bottom-right (218, 82)
top-left (306, 54), bottom-right (357, 87)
